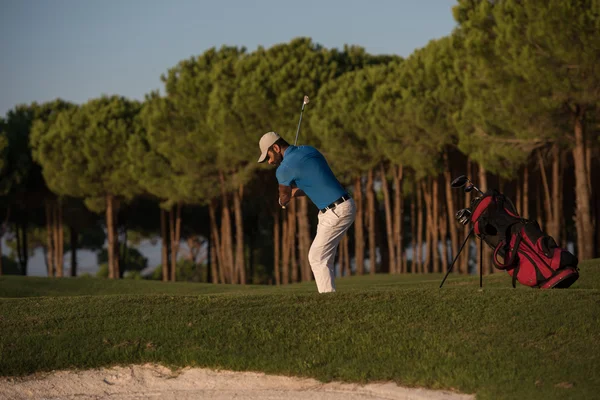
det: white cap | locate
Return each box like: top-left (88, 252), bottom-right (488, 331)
top-left (257, 131), bottom-right (281, 163)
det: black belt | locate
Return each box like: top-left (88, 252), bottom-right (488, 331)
top-left (320, 194), bottom-right (351, 213)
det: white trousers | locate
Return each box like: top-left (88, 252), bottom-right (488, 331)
top-left (308, 198), bottom-right (356, 293)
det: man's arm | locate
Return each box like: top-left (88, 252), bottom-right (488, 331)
top-left (292, 187), bottom-right (305, 197)
top-left (278, 185), bottom-right (305, 207)
top-left (279, 184), bottom-right (292, 207)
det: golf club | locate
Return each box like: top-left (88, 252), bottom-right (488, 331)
top-left (294, 95), bottom-right (309, 146)
top-left (450, 175), bottom-right (484, 195)
top-left (282, 95), bottom-right (310, 209)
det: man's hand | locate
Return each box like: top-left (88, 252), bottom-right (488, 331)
top-left (279, 184), bottom-right (292, 208)
top-left (279, 184), bottom-right (306, 208)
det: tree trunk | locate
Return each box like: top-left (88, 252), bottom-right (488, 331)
top-left (393, 165), bottom-right (403, 273)
top-left (478, 165), bottom-right (488, 192)
top-left (206, 235), bottom-right (212, 283)
top-left (221, 203), bottom-right (233, 284)
top-left (422, 177), bottom-right (439, 274)
top-left (53, 204), bottom-right (61, 277)
top-left (58, 204), bottom-right (64, 277)
top-left (273, 208), bottom-right (281, 285)
top-left (596, 188), bottom-right (600, 259)
top-left (106, 194), bottom-right (116, 279)
top-left (523, 166), bottom-right (529, 219)
top-left (169, 208), bottom-right (175, 281)
top-left (460, 159), bottom-right (473, 274)
top-left (0, 210), bottom-right (8, 275)
top-left (166, 203), bottom-right (183, 282)
top-left (366, 168), bottom-right (376, 274)
top-left (354, 176), bottom-right (365, 275)
top-left (432, 177), bottom-right (440, 273)
top-left (416, 179), bottom-right (423, 273)
top-left (337, 234), bottom-right (345, 277)
top-left (208, 200), bottom-right (222, 284)
top-left (160, 208), bottom-right (169, 282)
top-left (478, 165), bottom-right (492, 275)
top-left (0, 210), bottom-right (6, 276)
top-left (424, 213), bottom-right (433, 273)
top-left (234, 185), bottom-right (246, 285)
top-left (45, 201), bottom-right (54, 277)
top-left (175, 203), bottom-right (182, 280)
top-left (551, 144), bottom-right (561, 245)
top-left (560, 151), bottom-right (567, 247)
top-left (380, 164), bottom-right (396, 274)
top-left (297, 197), bottom-right (311, 282)
top-left (219, 172), bottom-right (234, 283)
top-left (595, 152), bottom-right (600, 258)
top-left (516, 176), bottom-right (522, 216)
top-left (536, 183), bottom-right (543, 231)
top-left (573, 106), bottom-right (593, 260)
top-left (586, 143), bottom-right (592, 202)
top-left (439, 203), bottom-right (448, 273)
top-left (281, 211), bottom-right (290, 285)
top-left (342, 235), bottom-right (350, 276)
top-left (443, 154), bottom-right (459, 269)
top-left (411, 187), bottom-right (416, 273)
top-left (586, 143), bottom-right (596, 257)
top-left (538, 150), bottom-right (553, 237)
top-left (113, 199), bottom-right (120, 278)
top-left (421, 179), bottom-right (434, 273)
top-left (343, 236), bottom-right (350, 276)
top-left (70, 225), bottom-right (77, 277)
top-left (288, 200), bottom-right (298, 283)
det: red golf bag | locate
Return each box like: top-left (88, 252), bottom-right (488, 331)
top-left (469, 189), bottom-right (579, 289)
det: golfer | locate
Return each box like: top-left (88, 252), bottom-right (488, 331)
top-left (258, 131), bottom-right (356, 293)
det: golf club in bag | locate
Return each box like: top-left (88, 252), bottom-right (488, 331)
top-left (439, 175), bottom-right (580, 289)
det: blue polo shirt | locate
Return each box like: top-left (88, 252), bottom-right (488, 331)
top-left (276, 145), bottom-right (347, 210)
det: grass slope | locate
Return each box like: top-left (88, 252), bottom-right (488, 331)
top-left (1, 260), bottom-right (599, 400)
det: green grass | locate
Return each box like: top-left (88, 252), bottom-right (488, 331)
top-left (1, 260), bottom-right (599, 400)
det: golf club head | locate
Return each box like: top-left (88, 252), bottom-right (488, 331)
top-left (455, 208), bottom-right (473, 225)
top-left (303, 95), bottom-right (309, 105)
top-left (470, 195), bottom-right (484, 209)
top-left (464, 184), bottom-right (474, 193)
top-left (451, 175), bottom-right (469, 189)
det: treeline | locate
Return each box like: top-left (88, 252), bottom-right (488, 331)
top-left (0, 0), bottom-right (598, 283)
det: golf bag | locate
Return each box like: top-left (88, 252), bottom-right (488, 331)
top-left (468, 189), bottom-right (579, 289)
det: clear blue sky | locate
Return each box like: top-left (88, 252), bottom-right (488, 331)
top-left (1, 0), bottom-right (458, 116)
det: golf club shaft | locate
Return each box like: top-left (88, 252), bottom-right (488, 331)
top-left (284, 96), bottom-right (308, 209)
top-left (294, 103), bottom-right (306, 146)
top-left (466, 178), bottom-right (484, 195)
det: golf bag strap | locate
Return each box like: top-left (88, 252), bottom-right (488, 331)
top-left (493, 229), bottom-right (522, 270)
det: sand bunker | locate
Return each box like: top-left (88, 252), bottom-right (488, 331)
top-left (0, 363), bottom-right (474, 400)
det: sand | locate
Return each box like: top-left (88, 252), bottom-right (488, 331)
top-left (0, 364), bottom-right (474, 400)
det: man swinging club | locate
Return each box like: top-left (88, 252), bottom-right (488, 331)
top-left (257, 130), bottom-right (356, 293)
